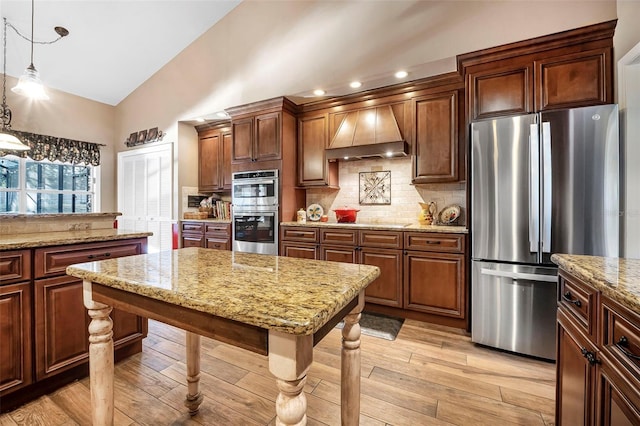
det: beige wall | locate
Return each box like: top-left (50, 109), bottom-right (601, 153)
top-left (5, 75), bottom-right (117, 211)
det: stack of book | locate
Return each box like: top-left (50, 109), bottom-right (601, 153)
top-left (213, 200), bottom-right (232, 220)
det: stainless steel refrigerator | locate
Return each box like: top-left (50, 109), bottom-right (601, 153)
top-left (471, 104), bottom-right (619, 360)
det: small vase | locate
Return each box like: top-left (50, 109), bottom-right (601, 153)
top-left (418, 202), bottom-right (435, 225)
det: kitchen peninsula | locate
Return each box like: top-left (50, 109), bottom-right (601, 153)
top-left (66, 247), bottom-right (380, 425)
top-left (552, 254), bottom-right (640, 425)
top-left (0, 213), bottom-right (151, 411)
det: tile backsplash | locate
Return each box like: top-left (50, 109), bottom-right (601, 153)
top-left (305, 157), bottom-right (466, 225)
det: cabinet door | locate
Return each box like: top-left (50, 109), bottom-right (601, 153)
top-left (413, 91), bottom-right (459, 183)
top-left (112, 309), bottom-right (147, 348)
top-left (298, 114), bottom-right (333, 186)
top-left (321, 245), bottom-right (357, 264)
top-left (597, 360), bottom-right (640, 426)
top-left (221, 131), bottom-right (233, 190)
top-left (468, 62), bottom-right (533, 120)
top-left (404, 251), bottom-right (465, 318)
top-left (232, 117), bottom-right (254, 163)
top-left (556, 308), bottom-right (597, 426)
top-left (205, 236), bottom-right (230, 251)
top-left (536, 48), bottom-right (611, 111)
top-left (254, 112), bottom-right (281, 161)
top-left (198, 131), bottom-right (221, 192)
top-left (360, 248), bottom-right (403, 307)
top-left (34, 275), bottom-right (89, 380)
top-left (281, 242), bottom-right (319, 259)
top-left (0, 282), bottom-right (32, 396)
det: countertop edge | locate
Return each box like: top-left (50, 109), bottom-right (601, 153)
top-left (1, 231), bottom-right (152, 250)
top-left (552, 253), bottom-right (640, 316)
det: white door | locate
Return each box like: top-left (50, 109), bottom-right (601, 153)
top-left (117, 143), bottom-right (174, 253)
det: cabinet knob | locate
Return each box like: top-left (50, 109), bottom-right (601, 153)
top-left (580, 347), bottom-right (600, 366)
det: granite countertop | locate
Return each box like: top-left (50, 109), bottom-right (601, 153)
top-left (0, 212), bottom-right (121, 220)
top-left (552, 254), bottom-right (640, 315)
top-left (281, 221), bottom-right (468, 234)
top-left (0, 229), bottom-right (152, 250)
top-left (67, 247), bottom-right (380, 335)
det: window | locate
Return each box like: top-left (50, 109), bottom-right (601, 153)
top-left (0, 155), bottom-right (97, 214)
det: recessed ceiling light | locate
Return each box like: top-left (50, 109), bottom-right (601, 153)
top-left (195, 118), bottom-right (205, 123)
top-left (394, 70), bottom-right (408, 79)
top-left (350, 81), bottom-right (362, 89)
top-left (313, 89), bottom-right (326, 96)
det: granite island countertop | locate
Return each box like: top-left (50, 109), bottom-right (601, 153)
top-left (67, 247), bottom-right (380, 335)
top-left (552, 254), bottom-right (640, 316)
top-left (0, 229), bottom-right (152, 250)
top-left (281, 221), bottom-right (468, 234)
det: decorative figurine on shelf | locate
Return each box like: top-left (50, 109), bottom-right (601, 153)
top-left (418, 201), bottom-right (437, 225)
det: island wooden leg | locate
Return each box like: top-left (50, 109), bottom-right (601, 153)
top-left (341, 291), bottom-right (365, 425)
top-left (185, 331), bottom-right (204, 415)
top-left (268, 331), bottom-right (313, 426)
top-left (83, 280), bottom-right (114, 426)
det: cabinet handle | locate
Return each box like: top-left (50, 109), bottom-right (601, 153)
top-left (614, 336), bottom-right (640, 361)
top-left (88, 252), bottom-right (111, 260)
top-left (424, 240), bottom-right (441, 245)
top-left (562, 291), bottom-right (582, 308)
top-left (580, 348), bottom-right (600, 366)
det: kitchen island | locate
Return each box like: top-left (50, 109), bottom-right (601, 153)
top-left (66, 247), bottom-right (380, 425)
top-left (552, 254), bottom-right (640, 425)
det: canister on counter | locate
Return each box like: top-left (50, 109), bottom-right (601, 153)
top-left (297, 208), bottom-right (307, 224)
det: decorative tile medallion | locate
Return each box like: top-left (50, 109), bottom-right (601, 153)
top-left (359, 171), bottom-right (391, 205)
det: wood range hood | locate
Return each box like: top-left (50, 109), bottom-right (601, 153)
top-left (326, 105), bottom-right (409, 161)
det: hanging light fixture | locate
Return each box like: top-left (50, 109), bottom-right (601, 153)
top-left (12, 0), bottom-right (50, 100)
top-left (0, 18), bottom-right (29, 151)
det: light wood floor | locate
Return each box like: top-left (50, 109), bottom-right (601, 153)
top-left (0, 318), bottom-right (556, 425)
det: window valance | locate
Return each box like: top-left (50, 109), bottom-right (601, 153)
top-left (0, 130), bottom-right (103, 166)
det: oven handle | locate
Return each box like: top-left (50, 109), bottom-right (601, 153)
top-left (233, 210), bottom-right (277, 217)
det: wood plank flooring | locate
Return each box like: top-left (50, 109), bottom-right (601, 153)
top-left (0, 318), bottom-right (556, 425)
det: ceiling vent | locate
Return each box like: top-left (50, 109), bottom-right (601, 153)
top-left (325, 105), bottom-right (409, 161)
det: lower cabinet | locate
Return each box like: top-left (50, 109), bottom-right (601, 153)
top-left (0, 282), bottom-right (32, 396)
top-left (181, 221), bottom-right (231, 250)
top-left (403, 251), bottom-right (465, 317)
top-left (280, 225), bottom-right (467, 326)
top-left (35, 275), bottom-right (89, 380)
top-left (556, 269), bottom-right (640, 425)
top-left (0, 237), bottom-right (148, 410)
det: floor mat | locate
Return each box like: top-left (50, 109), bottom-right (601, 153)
top-left (335, 311), bottom-right (404, 341)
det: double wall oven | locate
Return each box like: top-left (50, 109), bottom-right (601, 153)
top-left (231, 169), bottom-right (279, 255)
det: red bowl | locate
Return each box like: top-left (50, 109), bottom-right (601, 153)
top-left (333, 208), bottom-right (360, 223)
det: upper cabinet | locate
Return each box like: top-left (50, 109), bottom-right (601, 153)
top-left (227, 97), bottom-right (297, 165)
top-left (197, 123), bottom-right (232, 192)
top-left (297, 113), bottom-right (338, 187)
top-left (461, 20), bottom-right (615, 121)
top-left (412, 89), bottom-right (463, 184)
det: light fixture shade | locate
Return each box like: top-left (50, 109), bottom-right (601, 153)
top-left (12, 65), bottom-right (49, 100)
top-left (0, 131), bottom-right (30, 151)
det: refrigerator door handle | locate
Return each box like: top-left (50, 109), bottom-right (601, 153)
top-left (529, 124), bottom-right (540, 254)
top-left (480, 268), bottom-right (557, 282)
top-left (541, 122), bottom-right (552, 253)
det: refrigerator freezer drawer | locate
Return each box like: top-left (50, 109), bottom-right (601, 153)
top-left (471, 261), bottom-right (557, 360)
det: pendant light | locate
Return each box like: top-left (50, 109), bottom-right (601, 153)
top-left (0, 18), bottom-right (29, 151)
top-left (12, 0), bottom-right (49, 100)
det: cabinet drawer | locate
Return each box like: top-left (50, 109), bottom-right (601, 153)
top-left (205, 223), bottom-right (230, 235)
top-left (0, 249), bottom-right (31, 285)
top-left (404, 232), bottom-right (464, 253)
top-left (181, 221), bottom-right (204, 233)
top-left (359, 230), bottom-right (403, 249)
top-left (602, 296), bottom-right (640, 379)
top-left (558, 270), bottom-right (598, 341)
top-left (320, 229), bottom-right (358, 246)
top-left (281, 227), bottom-right (319, 243)
top-left (34, 239), bottom-right (144, 279)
